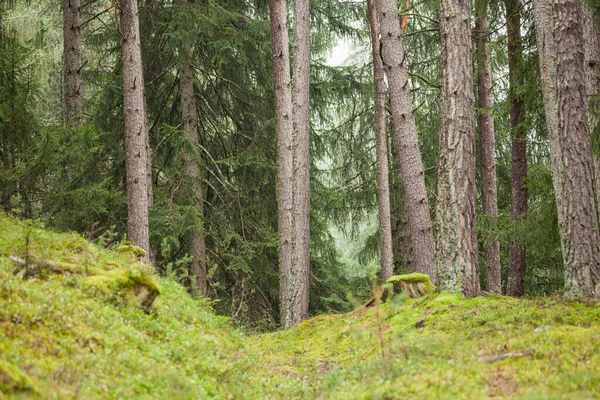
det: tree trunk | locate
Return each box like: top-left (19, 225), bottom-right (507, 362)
top-left (389, 146), bottom-right (413, 272)
top-left (367, 0), bottom-right (394, 281)
top-left (377, 0), bottom-right (436, 281)
top-left (269, 0), bottom-right (294, 328)
top-left (179, 0), bottom-right (207, 296)
top-left (554, 0), bottom-right (600, 297)
top-left (533, 0), bottom-right (565, 245)
top-left (436, 0), bottom-right (481, 296)
top-left (120, 0), bottom-right (151, 261)
top-left (475, 0), bottom-right (501, 294)
top-left (506, 0), bottom-right (527, 297)
top-left (582, 3), bottom-right (600, 224)
top-left (63, 0), bottom-right (83, 127)
top-left (289, 0), bottom-right (311, 328)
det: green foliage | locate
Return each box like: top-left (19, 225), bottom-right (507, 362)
top-left (0, 34), bottom-right (41, 218)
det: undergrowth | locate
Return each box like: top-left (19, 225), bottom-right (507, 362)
top-left (1, 214), bottom-right (599, 399)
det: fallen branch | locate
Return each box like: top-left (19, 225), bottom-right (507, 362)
top-left (477, 350), bottom-right (534, 363)
top-left (10, 256), bottom-right (87, 278)
top-left (9, 255), bottom-right (159, 311)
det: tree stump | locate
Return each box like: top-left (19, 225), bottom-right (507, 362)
top-left (365, 273), bottom-right (436, 307)
top-left (387, 273), bottom-right (436, 298)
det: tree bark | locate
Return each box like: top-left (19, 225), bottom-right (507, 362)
top-left (554, 0), bottom-right (600, 297)
top-left (505, 0), bottom-right (527, 297)
top-left (269, 0), bottom-right (295, 328)
top-left (535, 0), bottom-right (600, 298)
top-left (377, 0), bottom-right (436, 282)
top-left (582, 3), bottom-right (600, 224)
top-left (179, 0), bottom-right (207, 296)
top-left (367, 0), bottom-right (394, 281)
top-left (389, 146), bottom-right (413, 272)
top-left (120, 0), bottom-right (151, 261)
top-left (475, 0), bottom-right (501, 294)
top-left (289, 0), bottom-right (311, 328)
top-left (63, 0), bottom-right (83, 127)
top-left (533, 0), bottom-right (565, 240)
top-left (436, 0), bottom-right (481, 296)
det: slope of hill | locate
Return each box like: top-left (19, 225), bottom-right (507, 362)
top-left (0, 215), bottom-right (249, 398)
top-left (1, 214), bottom-right (599, 399)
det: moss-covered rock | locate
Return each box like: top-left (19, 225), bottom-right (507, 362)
top-left (387, 273), bottom-right (436, 298)
top-left (0, 360), bottom-right (37, 394)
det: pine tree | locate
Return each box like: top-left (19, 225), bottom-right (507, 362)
top-left (366, 0), bottom-right (393, 281)
top-left (475, 0), bottom-right (501, 293)
top-left (63, 0), bottom-right (83, 127)
top-left (532, 0), bottom-right (564, 237)
top-left (534, 0), bottom-right (600, 297)
top-left (554, 0), bottom-right (600, 297)
top-left (582, 2), bottom-right (600, 222)
top-left (506, 0), bottom-right (527, 297)
top-left (120, 0), bottom-right (151, 260)
top-left (178, 0), bottom-right (207, 296)
top-left (269, 0), bottom-right (295, 328)
top-left (288, 0), bottom-right (311, 327)
top-left (436, 0), bottom-right (481, 296)
top-left (377, 0), bottom-right (436, 281)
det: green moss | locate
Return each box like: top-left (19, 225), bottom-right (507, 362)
top-left (0, 360), bottom-right (37, 394)
top-left (84, 268), bottom-right (160, 293)
top-left (387, 273), bottom-right (432, 284)
top-left (84, 268), bottom-right (161, 310)
top-left (1, 214), bottom-right (600, 399)
top-left (114, 244), bottom-right (147, 260)
top-left (386, 273), bottom-right (436, 297)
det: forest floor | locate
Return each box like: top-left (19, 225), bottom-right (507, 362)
top-left (1, 214), bottom-right (599, 399)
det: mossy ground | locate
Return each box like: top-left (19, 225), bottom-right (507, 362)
top-left (0, 215), bottom-right (247, 399)
top-left (1, 214), bottom-right (599, 399)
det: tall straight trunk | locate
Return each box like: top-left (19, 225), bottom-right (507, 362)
top-left (269, 0), bottom-right (294, 328)
top-left (436, 0), bottom-right (481, 296)
top-left (475, 0), bottom-right (501, 293)
top-left (377, 0), bottom-right (436, 281)
top-left (535, 0), bottom-right (600, 297)
top-left (582, 3), bottom-right (600, 223)
top-left (506, 0), bottom-right (527, 297)
top-left (63, 0), bottom-right (83, 127)
top-left (179, 0), bottom-right (207, 296)
top-left (367, 0), bottom-right (394, 281)
top-left (533, 0), bottom-right (564, 240)
top-left (288, 0), bottom-right (311, 328)
top-left (120, 0), bottom-right (150, 260)
top-left (140, 2), bottom-right (153, 216)
top-left (554, 0), bottom-right (600, 297)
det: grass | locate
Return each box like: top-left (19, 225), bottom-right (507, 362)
top-left (1, 214), bottom-right (599, 399)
